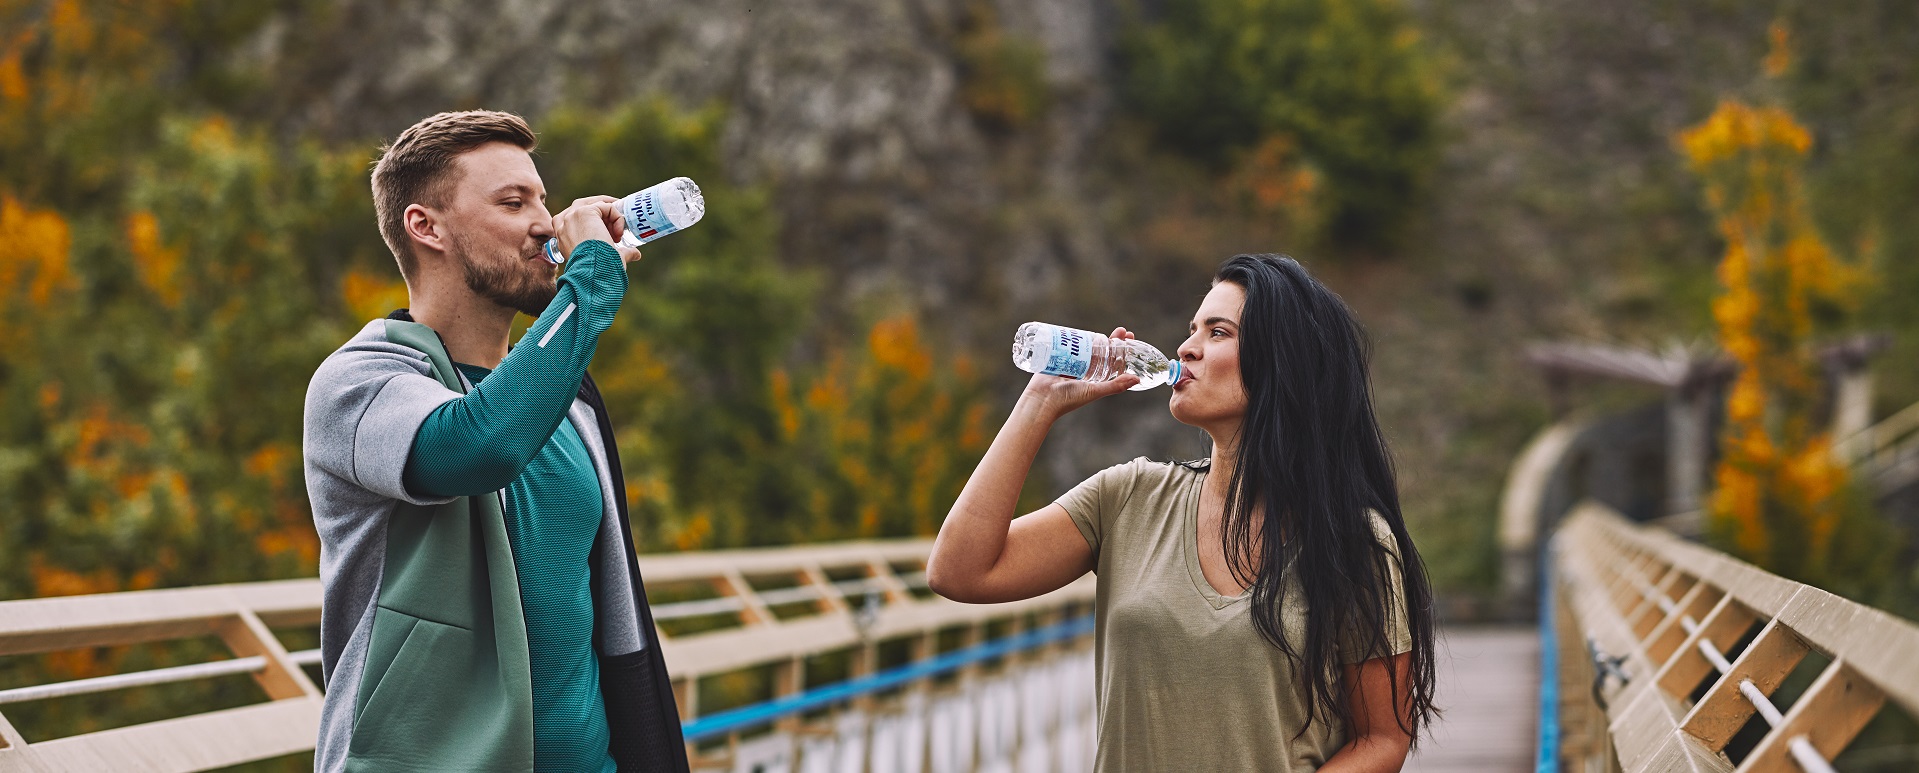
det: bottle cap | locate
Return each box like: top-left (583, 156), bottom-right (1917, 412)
top-left (541, 238), bottom-right (567, 265)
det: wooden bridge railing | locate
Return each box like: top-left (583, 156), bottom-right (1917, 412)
top-left (0, 539), bottom-right (1094, 772)
top-left (1549, 501), bottom-right (1919, 772)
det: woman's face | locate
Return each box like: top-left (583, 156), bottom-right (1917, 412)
top-left (1169, 281), bottom-right (1249, 435)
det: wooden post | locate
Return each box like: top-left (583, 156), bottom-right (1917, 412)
top-left (1665, 382), bottom-right (1713, 517)
top-left (1738, 660), bottom-right (1885, 773)
top-left (673, 677), bottom-right (697, 721)
top-left (1679, 619), bottom-right (1810, 750)
top-left (215, 609), bottom-right (321, 700)
top-left (1653, 595), bottom-right (1756, 699)
top-left (1832, 367), bottom-right (1873, 441)
top-left (1642, 583), bottom-right (1715, 665)
top-left (0, 711), bottom-right (23, 751)
top-left (718, 571), bottom-right (776, 628)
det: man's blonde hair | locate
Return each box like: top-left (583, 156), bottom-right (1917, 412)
top-left (371, 111), bottom-right (537, 279)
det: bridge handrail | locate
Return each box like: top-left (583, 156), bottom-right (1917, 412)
top-left (1551, 501), bottom-right (1919, 772)
top-left (0, 538), bottom-right (1095, 772)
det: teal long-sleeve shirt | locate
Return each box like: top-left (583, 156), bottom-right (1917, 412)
top-left (403, 239), bottom-right (625, 773)
top-left (404, 239), bottom-right (626, 498)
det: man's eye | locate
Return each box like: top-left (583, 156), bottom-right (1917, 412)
top-left (503, 200), bottom-right (522, 209)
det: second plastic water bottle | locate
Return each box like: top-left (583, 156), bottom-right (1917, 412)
top-left (543, 177), bottom-right (705, 264)
top-left (1010, 322), bottom-right (1181, 390)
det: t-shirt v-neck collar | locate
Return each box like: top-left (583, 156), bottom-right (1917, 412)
top-left (1182, 465), bottom-right (1252, 609)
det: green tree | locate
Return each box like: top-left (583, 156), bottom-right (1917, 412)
top-left (1123, 0), bottom-right (1443, 249)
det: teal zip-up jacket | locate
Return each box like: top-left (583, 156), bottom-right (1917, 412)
top-left (302, 245), bottom-right (687, 772)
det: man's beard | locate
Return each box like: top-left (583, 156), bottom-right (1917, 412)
top-left (450, 231), bottom-right (559, 316)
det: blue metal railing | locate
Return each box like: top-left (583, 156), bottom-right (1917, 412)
top-left (1536, 545), bottom-right (1559, 773)
top-left (681, 614), bottom-right (1095, 743)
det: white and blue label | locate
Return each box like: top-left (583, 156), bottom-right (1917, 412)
top-left (1040, 325), bottom-right (1093, 379)
top-left (621, 186), bottom-right (682, 245)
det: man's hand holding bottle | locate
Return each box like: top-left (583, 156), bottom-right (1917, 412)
top-left (551, 196), bottom-right (643, 265)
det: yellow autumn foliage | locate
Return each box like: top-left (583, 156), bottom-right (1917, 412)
top-left (1683, 97), bottom-right (1867, 575)
top-left (127, 210), bottom-right (185, 307)
top-left (0, 194), bottom-right (75, 314)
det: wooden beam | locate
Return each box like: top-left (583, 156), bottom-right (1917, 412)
top-left (1736, 660), bottom-right (1884, 773)
top-left (22, 698), bottom-right (320, 773)
top-left (1680, 616), bottom-right (1810, 750)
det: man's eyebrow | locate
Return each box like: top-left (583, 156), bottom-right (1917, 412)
top-left (488, 183), bottom-right (541, 198)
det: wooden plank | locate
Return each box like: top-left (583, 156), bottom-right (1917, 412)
top-left (1820, 606), bottom-right (1919, 715)
top-left (718, 570), bottom-right (776, 627)
top-left (1681, 616), bottom-right (1809, 750)
top-left (1614, 726), bottom-right (1734, 773)
top-left (0, 712), bottom-right (24, 752)
top-left (1611, 684), bottom-right (1697, 770)
top-left (1627, 566), bottom-right (1683, 637)
top-left (636, 540), bottom-right (937, 582)
top-left (0, 581), bottom-right (321, 656)
top-left (1402, 628), bottom-right (1536, 773)
top-left (1736, 660), bottom-right (1885, 773)
top-left (1655, 595), bottom-right (1756, 700)
top-left (215, 610), bottom-right (321, 701)
top-left (1644, 583), bottom-right (1715, 666)
top-left (20, 698), bottom-right (319, 773)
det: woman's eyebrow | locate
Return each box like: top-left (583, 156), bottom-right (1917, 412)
top-left (1188, 316), bottom-right (1240, 331)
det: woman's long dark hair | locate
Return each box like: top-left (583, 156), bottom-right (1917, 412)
top-left (1210, 254), bottom-right (1437, 744)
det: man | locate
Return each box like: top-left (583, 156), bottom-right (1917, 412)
top-left (303, 110), bottom-right (688, 772)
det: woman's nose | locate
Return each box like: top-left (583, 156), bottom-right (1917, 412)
top-left (1177, 333), bottom-right (1201, 361)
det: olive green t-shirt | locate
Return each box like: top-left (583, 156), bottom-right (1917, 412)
top-left (1056, 457), bottom-right (1413, 772)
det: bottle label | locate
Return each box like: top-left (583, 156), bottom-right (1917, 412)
top-left (621, 185), bottom-right (683, 245)
top-left (1040, 325), bottom-right (1092, 379)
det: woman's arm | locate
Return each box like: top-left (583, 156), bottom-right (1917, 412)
top-left (925, 328), bottom-right (1141, 604)
top-left (1321, 652), bottom-right (1416, 772)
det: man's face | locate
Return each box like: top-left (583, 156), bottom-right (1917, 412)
top-left (440, 142), bottom-right (559, 316)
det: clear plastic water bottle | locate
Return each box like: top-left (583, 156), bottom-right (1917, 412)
top-left (1010, 322), bottom-right (1182, 391)
top-left (542, 177), bottom-right (706, 264)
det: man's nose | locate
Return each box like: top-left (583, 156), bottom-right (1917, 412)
top-left (530, 216), bottom-right (555, 239)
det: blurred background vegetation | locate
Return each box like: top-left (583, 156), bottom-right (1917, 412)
top-left (2, 0), bottom-right (1918, 753)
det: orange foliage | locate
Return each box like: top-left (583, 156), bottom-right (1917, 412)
top-left (1763, 21), bottom-right (1792, 79)
top-left (1682, 99), bottom-right (1862, 568)
top-left (342, 268), bottom-right (411, 321)
top-left (127, 210), bottom-right (185, 306)
top-left (255, 524), bottom-right (321, 567)
top-left (67, 402), bottom-right (153, 470)
top-left (674, 512), bottom-right (713, 551)
top-left (765, 313), bottom-right (995, 539)
top-left (1228, 134), bottom-right (1322, 222)
top-left (869, 316), bottom-right (934, 381)
top-left (0, 193), bottom-right (76, 313)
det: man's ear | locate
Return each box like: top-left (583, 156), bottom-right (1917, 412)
top-left (403, 203), bottom-right (448, 258)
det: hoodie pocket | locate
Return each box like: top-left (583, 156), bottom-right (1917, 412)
top-left (347, 606), bottom-right (509, 770)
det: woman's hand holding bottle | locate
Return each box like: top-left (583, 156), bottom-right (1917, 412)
top-left (1018, 327), bottom-right (1142, 421)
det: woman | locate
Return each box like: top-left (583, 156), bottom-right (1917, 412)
top-left (927, 254), bottom-right (1437, 771)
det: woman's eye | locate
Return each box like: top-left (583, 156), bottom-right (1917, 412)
top-left (1211, 328), bottom-right (1227, 338)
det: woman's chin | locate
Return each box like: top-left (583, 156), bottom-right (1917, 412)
top-left (1167, 394), bottom-right (1198, 427)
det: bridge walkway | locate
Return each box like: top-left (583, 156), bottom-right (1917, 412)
top-left (1407, 626), bottom-right (1541, 773)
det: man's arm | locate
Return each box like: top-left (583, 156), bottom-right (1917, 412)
top-left (402, 238), bottom-right (628, 497)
